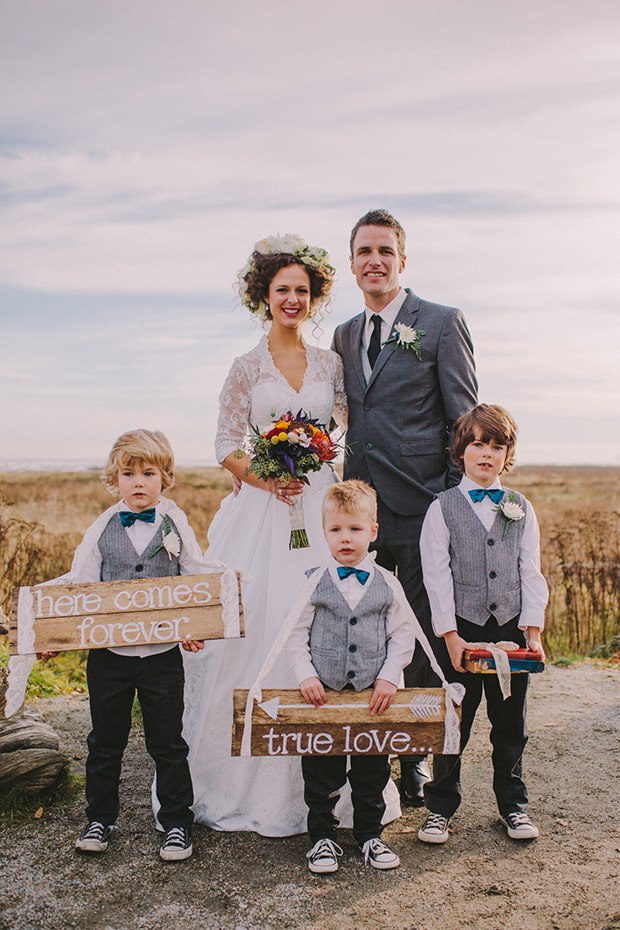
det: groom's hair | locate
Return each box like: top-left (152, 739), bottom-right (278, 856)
top-left (451, 404), bottom-right (518, 474)
top-left (349, 209), bottom-right (406, 258)
top-left (103, 429), bottom-right (176, 493)
top-left (322, 479), bottom-right (377, 523)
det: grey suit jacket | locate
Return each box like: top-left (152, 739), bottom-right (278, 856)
top-left (332, 289), bottom-right (477, 517)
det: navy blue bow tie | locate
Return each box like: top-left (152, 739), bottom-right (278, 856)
top-left (468, 488), bottom-right (504, 504)
top-left (119, 508), bottom-right (156, 527)
top-left (337, 566), bottom-right (370, 585)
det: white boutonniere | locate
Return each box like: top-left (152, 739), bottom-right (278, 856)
top-left (493, 493), bottom-right (525, 540)
top-left (383, 322), bottom-right (426, 360)
top-left (148, 515), bottom-right (181, 560)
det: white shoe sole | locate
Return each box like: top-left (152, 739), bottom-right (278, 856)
top-left (75, 839), bottom-right (109, 853)
top-left (367, 855), bottom-right (400, 869)
top-left (418, 826), bottom-right (449, 844)
top-left (160, 843), bottom-right (193, 861)
top-left (75, 825), bottom-right (114, 852)
top-left (308, 860), bottom-right (339, 873)
top-left (499, 816), bottom-right (539, 840)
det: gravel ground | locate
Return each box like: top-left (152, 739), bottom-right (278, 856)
top-left (1, 663), bottom-right (619, 930)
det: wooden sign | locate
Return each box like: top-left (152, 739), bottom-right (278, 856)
top-left (232, 687), bottom-right (458, 757)
top-left (10, 573), bottom-right (244, 654)
top-left (463, 648), bottom-right (545, 674)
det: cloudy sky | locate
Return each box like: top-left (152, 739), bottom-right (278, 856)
top-left (2, 0), bottom-right (619, 468)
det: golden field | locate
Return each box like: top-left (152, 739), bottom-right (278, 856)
top-left (1, 465), bottom-right (619, 660)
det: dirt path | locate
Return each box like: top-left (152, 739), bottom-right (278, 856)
top-left (1, 663), bottom-right (619, 930)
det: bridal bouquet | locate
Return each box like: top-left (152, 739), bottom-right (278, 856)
top-left (244, 410), bottom-right (341, 548)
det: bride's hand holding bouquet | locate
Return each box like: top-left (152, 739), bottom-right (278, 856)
top-left (241, 409), bottom-right (341, 548)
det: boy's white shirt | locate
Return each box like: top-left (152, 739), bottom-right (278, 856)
top-left (286, 552), bottom-right (416, 688)
top-left (420, 475), bottom-right (548, 637)
top-left (72, 499), bottom-right (209, 657)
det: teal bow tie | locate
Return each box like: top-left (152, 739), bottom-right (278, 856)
top-left (119, 508), bottom-right (156, 527)
top-left (468, 488), bottom-right (504, 504)
top-left (337, 566), bottom-right (370, 585)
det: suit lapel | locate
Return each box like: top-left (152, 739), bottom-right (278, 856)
top-left (367, 290), bottom-right (421, 389)
top-left (346, 313), bottom-right (367, 394)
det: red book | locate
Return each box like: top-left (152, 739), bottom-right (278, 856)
top-left (463, 648), bottom-right (545, 674)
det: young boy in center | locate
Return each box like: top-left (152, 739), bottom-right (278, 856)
top-left (51, 430), bottom-right (207, 861)
top-left (418, 404), bottom-right (548, 844)
top-left (287, 480), bottom-right (416, 874)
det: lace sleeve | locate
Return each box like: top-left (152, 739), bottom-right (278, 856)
top-left (332, 352), bottom-right (348, 431)
top-left (214, 357), bottom-right (252, 463)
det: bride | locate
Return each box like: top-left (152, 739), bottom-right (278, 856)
top-left (178, 234), bottom-right (399, 836)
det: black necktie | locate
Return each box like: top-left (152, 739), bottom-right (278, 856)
top-left (367, 315), bottom-right (382, 369)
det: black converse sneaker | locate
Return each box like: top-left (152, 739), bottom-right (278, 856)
top-left (361, 838), bottom-right (400, 869)
top-left (418, 812), bottom-right (450, 844)
top-left (75, 821), bottom-right (114, 853)
top-left (306, 838), bottom-right (343, 873)
top-left (159, 826), bottom-right (193, 861)
top-left (500, 812), bottom-right (539, 839)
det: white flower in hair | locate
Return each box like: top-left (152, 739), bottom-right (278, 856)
top-left (236, 232), bottom-right (335, 318)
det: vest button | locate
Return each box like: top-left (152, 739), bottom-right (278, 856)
top-left (487, 539), bottom-right (495, 546)
top-left (489, 571), bottom-right (497, 579)
top-left (365, 403), bottom-right (372, 411)
top-left (135, 564), bottom-right (144, 572)
top-left (489, 603), bottom-right (498, 612)
top-left (349, 617), bottom-right (357, 625)
top-left (366, 442), bottom-right (373, 450)
top-left (349, 644), bottom-right (357, 653)
top-left (347, 671), bottom-right (355, 679)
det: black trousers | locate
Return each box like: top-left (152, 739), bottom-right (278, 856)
top-left (85, 647), bottom-right (193, 830)
top-left (372, 504), bottom-right (451, 688)
top-left (302, 754), bottom-right (391, 846)
top-left (424, 615), bottom-right (529, 818)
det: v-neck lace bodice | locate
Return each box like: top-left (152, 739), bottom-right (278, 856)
top-left (214, 335), bottom-right (347, 463)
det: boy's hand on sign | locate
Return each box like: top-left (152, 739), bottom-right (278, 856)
top-left (300, 676), bottom-right (326, 707)
top-left (37, 652), bottom-right (59, 662)
top-left (181, 640), bottom-right (205, 652)
top-left (369, 678), bottom-right (397, 715)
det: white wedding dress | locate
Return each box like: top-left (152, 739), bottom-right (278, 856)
top-left (179, 335), bottom-right (400, 836)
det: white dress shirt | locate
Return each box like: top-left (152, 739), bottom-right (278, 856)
top-left (287, 552), bottom-right (415, 688)
top-left (361, 288), bottom-right (408, 382)
top-left (420, 475), bottom-right (548, 636)
top-left (76, 499), bottom-right (207, 658)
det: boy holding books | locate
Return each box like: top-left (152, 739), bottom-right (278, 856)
top-left (418, 405), bottom-right (548, 843)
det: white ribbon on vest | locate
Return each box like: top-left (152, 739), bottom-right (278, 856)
top-left (240, 561), bottom-right (465, 756)
top-left (4, 498), bottom-right (242, 718)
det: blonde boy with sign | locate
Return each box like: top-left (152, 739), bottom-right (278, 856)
top-left (60, 430), bottom-right (206, 861)
top-left (418, 405), bottom-right (548, 844)
top-left (287, 480), bottom-right (415, 873)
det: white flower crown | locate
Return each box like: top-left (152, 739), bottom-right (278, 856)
top-left (237, 233), bottom-right (335, 319)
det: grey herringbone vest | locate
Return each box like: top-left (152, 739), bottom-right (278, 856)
top-left (98, 513), bottom-right (182, 581)
top-left (438, 487), bottom-right (525, 626)
top-left (308, 569), bottom-right (393, 691)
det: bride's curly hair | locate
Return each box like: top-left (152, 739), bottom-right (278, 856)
top-left (237, 234), bottom-right (335, 323)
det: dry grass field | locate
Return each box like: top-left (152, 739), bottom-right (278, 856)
top-left (1, 465), bottom-right (619, 662)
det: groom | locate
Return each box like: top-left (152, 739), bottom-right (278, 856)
top-left (332, 209), bottom-right (478, 806)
